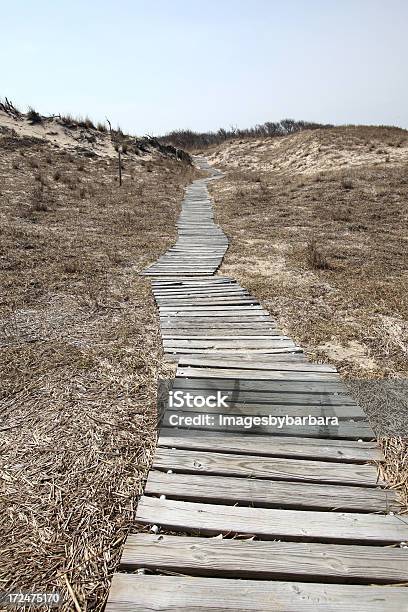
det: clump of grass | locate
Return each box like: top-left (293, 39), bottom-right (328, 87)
top-left (342, 178), bottom-right (354, 190)
top-left (307, 238), bottom-right (330, 270)
top-left (30, 184), bottom-right (48, 212)
top-left (60, 114), bottom-right (96, 130)
top-left (64, 260), bottom-right (80, 273)
top-left (349, 222), bottom-right (367, 232)
top-left (378, 437), bottom-right (408, 513)
top-left (79, 116), bottom-right (96, 130)
top-left (27, 107), bottom-right (43, 124)
top-left (97, 122), bottom-right (107, 132)
top-left (60, 113), bottom-right (75, 127)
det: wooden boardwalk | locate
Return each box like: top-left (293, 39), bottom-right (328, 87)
top-left (106, 158), bottom-right (408, 610)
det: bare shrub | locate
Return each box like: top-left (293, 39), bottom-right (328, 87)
top-left (307, 238), bottom-right (330, 270)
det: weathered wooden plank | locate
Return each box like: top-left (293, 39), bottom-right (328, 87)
top-left (151, 277), bottom-right (234, 285)
top-left (160, 309), bottom-right (270, 317)
top-left (178, 357), bottom-right (336, 370)
top-left (160, 312), bottom-right (273, 319)
top-left (156, 295), bottom-right (253, 301)
top-left (172, 378), bottom-right (349, 394)
top-left (160, 317), bottom-right (276, 325)
top-left (153, 288), bottom-right (247, 295)
top-left (157, 429), bottom-right (382, 461)
top-left (120, 534), bottom-right (408, 583)
top-left (106, 574), bottom-right (408, 611)
top-left (152, 279), bottom-right (234, 286)
top-left (165, 403), bottom-right (365, 419)
top-left (177, 366), bottom-right (340, 381)
top-left (152, 448), bottom-right (381, 487)
top-left (163, 332), bottom-right (284, 338)
top-left (165, 340), bottom-right (296, 349)
top-left (158, 300), bottom-right (260, 307)
top-left (165, 347), bottom-right (304, 355)
top-left (146, 471), bottom-right (397, 512)
top-left (136, 497), bottom-right (408, 544)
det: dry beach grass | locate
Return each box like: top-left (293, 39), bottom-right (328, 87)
top-left (0, 120), bottom-right (196, 609)
top-left (207, 127), bottom-right (408, 380)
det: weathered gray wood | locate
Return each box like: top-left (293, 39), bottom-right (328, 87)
top-left (165, 403), bottom-right (365, 419)
top-left (160, 319), bottom-right (276, 326)
top-left (158, 429), bottom-right (382, 461)
top-left (154, 288), bottom-right (248, 296)
top-left (120, 533), bottom-right (408, 583)
top-left (106, 574), bottom-right (408, 611)
top-left (160, 313), bottom-right (273, 320)
top-left (178, 357), bottom-right (336, 370)
top-left (152, 448), bottom-right (381, 486)
top-left (136, 497), bottom-right (408, 544)
top-left (146, 471), bottom-right (397, 512)
top-left (177, 366), bottom-right (340, 381)
top-left (172, 378), bottom-right (347, 393)
top-left (165, 347), bottom-right (303, 355)
top-left (163, 330), bottom-right (283, 337)
top-left (165, 339), bottom-right (297, 349)
top-left (156, 298), bottom-right (258, 305)
top-left (160, 310), bottom-right (270, 317)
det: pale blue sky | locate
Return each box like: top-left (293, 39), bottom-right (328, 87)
top-left (2, 0), bottom-right (407, 135)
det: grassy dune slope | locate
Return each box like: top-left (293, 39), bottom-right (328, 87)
top-left (0, 120), bottom-right (196, 609)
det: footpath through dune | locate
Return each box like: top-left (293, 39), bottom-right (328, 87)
top-left (106, 156), bottom-right (408, 611)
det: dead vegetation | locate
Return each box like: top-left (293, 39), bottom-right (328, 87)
top-left (379, 437), bottom-right (408, 513)
top-left (0, 126), bottom-right (196, 609)
top-left (208, 126), bottom-right (408, 379)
